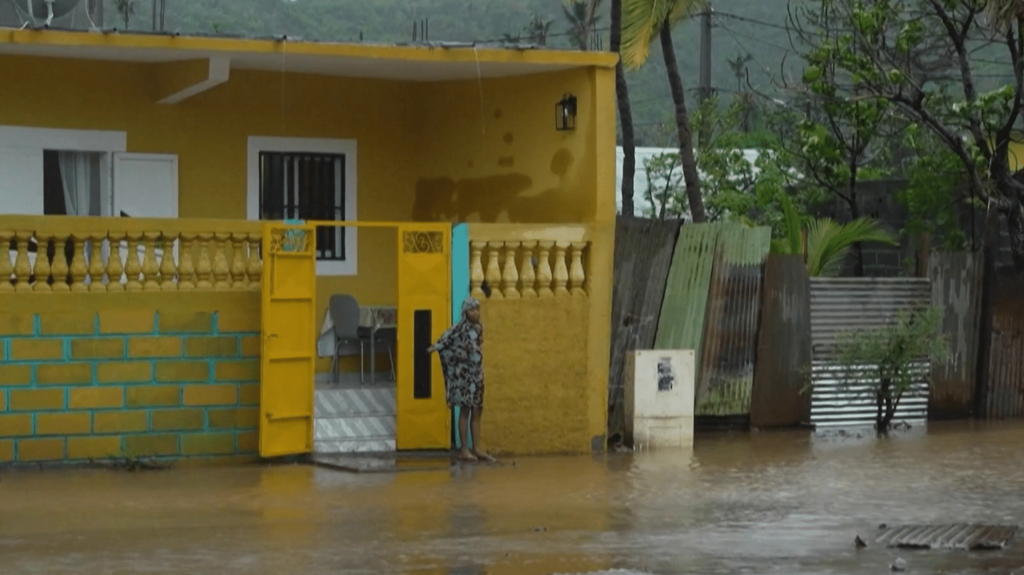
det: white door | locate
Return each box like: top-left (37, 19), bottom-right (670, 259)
top-left (112, 153), bottom-right (179, 218)
top-left (112, 153), bottom-right (180, 282)
top-left (0, 146), bottom-right (44, 215)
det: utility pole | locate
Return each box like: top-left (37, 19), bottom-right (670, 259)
top-left (698, 4), bottom-right (713, 146)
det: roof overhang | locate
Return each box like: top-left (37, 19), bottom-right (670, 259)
top-left (0, 27), bottom-right (618, 83)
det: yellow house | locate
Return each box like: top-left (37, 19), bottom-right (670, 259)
top-left (0, 28), bottom-right (617, 464)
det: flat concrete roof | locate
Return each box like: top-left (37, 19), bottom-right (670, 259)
top-left (0, 27), bottom-right (619, 81)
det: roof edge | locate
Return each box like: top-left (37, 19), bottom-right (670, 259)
top-left (0, 27), bottom-right (619, 69)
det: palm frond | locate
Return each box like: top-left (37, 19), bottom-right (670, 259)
top-left (773, 194), bottom-right (803, 256)
top-left (620, 0), bottom-right (674, 69)
top-left (806, 218), bottom-right (897, 277)
top-left (986, 0), bottom-right (1024, 32)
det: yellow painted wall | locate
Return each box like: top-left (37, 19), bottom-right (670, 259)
top-left (0, 55), bottom-right (418, 368)
top-left (0, 51), bottom-right (617, 423)
top-left (479, 298), bottom-right (594, 454)
top-left (409, 69), bottom-right (600, 224)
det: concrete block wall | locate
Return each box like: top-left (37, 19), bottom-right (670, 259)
top-left (0, 293), bottom-right (261, 464)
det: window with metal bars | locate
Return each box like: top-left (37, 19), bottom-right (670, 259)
top-left (258, 152), bottom-right (346, 261)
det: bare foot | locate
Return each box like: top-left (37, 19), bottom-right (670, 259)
top-left (472, 450), bottom-right (496, 463)
top-left (457, 449), bottom-right (477, 462)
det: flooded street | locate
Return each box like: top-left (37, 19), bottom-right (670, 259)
top-left (3, 421), bottom-right (1024, 575)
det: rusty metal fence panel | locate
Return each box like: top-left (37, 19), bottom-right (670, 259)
top-left (695, 225), bottom-right (771, 416)
top-left (750, 255), bottom-right (812, 428)
top-left (928, 252), bottom-right (982, 420)
top-left (810, 278), bottom-right (932, 427)
top-left (987, 276), bottom-right (1024, 419)
top-left (607, 216), bottom-right (681, 440)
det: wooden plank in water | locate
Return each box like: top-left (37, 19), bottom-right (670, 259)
top-left (875, 523), bottom-right (1017, 550)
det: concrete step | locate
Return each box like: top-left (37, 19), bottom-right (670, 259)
top-left (314, 387), bottom-right (396, 418)
top-left (314, 439), bottom-right (396, 454)
top-left (314, 415), bottom-right (395, 442)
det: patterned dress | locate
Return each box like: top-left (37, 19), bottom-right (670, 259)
top-left (435, 297), bottom-right (484, 409)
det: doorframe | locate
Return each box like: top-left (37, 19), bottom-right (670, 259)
top-left (261, 220), bottom-right (453, 455)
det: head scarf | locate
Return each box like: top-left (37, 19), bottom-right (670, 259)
top-left (434, 296), bottom-right (482, 352)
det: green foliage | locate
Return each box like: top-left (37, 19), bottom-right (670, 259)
top-left (618, 0), bottom-right (704, 70)
top-left (898, 125), bottom-right (971, 250)
top-left (769, 194), bottom-right (899, 276)
top-left (834, 306), bottom-right (948, 433)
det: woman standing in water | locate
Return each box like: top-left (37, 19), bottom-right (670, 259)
top-left (428, 296), bottom-right (496, 462)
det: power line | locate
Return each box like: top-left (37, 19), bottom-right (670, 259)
top-left (713, 11), bottom-right (791, 32)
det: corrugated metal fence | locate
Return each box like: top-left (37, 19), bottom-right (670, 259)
top-left (810, 278), bottom-right (932, 427)
top-left (986, 276), bottom-right (1024, 419)
top-left (750, 255), bottom-right (811, 428)
top-left (928, 252), bottom-right (982, 419)
top-left (655, 223), bottom-right (770, 417)
top-left (606, 216), bottom-right (681, 441)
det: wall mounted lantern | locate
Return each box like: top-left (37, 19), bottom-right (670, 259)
top-left (556, 93), bottom-right (578, 131)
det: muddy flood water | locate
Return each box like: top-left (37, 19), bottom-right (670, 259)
top-left (3, 421), bottom-right (1024, 575)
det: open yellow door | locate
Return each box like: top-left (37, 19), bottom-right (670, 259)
top-left (260, 222), bottom-right (317, 458)
top-left (396, 225), bottom-right (451, 450)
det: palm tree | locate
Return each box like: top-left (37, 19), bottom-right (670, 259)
top-left (771, 195), bottom-right (898, 277)
top-left (610, 0), bottom-right (636, 216)
top-left (563, 0), bottom-right (603, 51)
top-left (112, 0), bottom-right (136, 29)
top-left (620, 0), bottom-right (707, 222)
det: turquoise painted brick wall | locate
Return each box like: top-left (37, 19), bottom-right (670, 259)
top-left (0, 309), bottom-right (261, 464)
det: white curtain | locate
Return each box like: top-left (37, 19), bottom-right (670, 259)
top-left (57, 152), bottom-right (107, 284)
top-left (58, 152), bottom-right (93, 217)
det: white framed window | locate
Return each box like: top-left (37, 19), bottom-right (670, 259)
top-left (247, 136), bottom-right (358, 276)
top-left (0, 126), bottom-right (126, 217)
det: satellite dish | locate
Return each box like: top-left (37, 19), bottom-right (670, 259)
top-left (14, 0), bottom-right (83, 27)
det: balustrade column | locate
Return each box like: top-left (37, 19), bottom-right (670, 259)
top-left (213, 233), bottom-right (231, 290)
top-left (178, 233), bottom-right (197, 291)
top-left (69, 234), bottom-right (89, 293)
top-left (105, 232), bottom-right (125, 292)
top-left (230, 233), bottom-right (248, 288)
top-left (195, 233), bottom-right (214, 290)
top-left (0, 231), bottom-right (13, 292)
top-left (519, 241), bottom-right (537, 298)
top-left (50, 235), bottom-right (70, 292)
top-left (536, 241), bottom-right (554, 298)
top-left (552, 241), bottom-right (570, 297)
top-left (470, 241), bottom-right (486, 299)
top-left (141, 232), bottom-right (161, 291)
top-left (160, 234), bottom-right (178, 291)
top-left (569, 242), bottom-right (587, 298)
top-left (484, 241), bottom-right (503, 300)
top-left (32, 233), bottom-right (52, 292)
top-left (13, 232), bottom-right (32, 292)
top-left (124, 232), bottom-right (143, 291)
top-left (501, 241), bottom-right (520, 299)
top-left (88, 233), bottom-right (107, 292)
top-left (246, 234), bottom-right (262, 291)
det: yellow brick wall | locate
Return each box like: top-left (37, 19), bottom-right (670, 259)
top-left (479, 298), bottom-right (596, 455)
top-left (0, 292), bottom-right (261, 465)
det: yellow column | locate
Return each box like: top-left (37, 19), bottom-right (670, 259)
top-left (141, 232), bottom-right (161, 291)
top-left (501, 241), bottom-right (520, 299)
top-left (470, 241), bottom-right (486, 299)
top-left (68, 234), bottom-right (88, 293)
top-left (246, 233), bottom-right (263, 291)
top-left (50, 234), bottom-right (70, 292)
top-left (519, 241), bottom-right (537, 298)
top-left (195, 233), bottom-right (213, 290)
top-left (178, 233), bottom-right (197, 291)
top-left (124, 232), bottom-right (143, 292)
top-left (32, 232), bottom-right (52, 292)
top-left (213, 233), bottom-right (231, 290)
top-left (106, 232), bottom-right (125, 292)
top-left (552, 241), bottom-right (570, 297)
top-left (230, 233), bottom-right (248, 288)
top-left (88, 233), bottom-right (107, 292)
top-left (160, 234), bottom-right (178, 291)
top-left (0, 231), bottom-right (13, 292)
